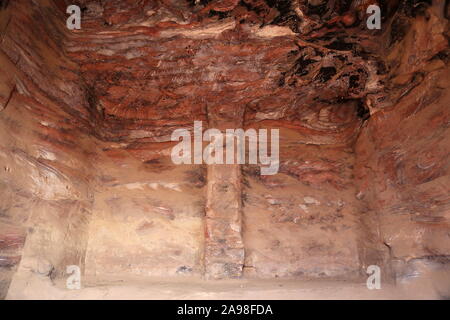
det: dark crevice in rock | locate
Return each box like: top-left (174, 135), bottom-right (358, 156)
top-left (0, 0), bottom-right (9, 10)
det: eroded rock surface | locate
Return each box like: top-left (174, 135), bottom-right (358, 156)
top-left (0, 0), bottom-right (448, 298)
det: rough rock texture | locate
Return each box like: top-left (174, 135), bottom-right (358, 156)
top-left (205, 163), bottom-right (244, 279)
top-left (0, 0), bottom-right (95, 298)
top-left (355, 1), bottom-right (450, 283)
top-left (0, 0), bottom-right (449, 298)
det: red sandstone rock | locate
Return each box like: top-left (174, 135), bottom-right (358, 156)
top-left (0, 0), bottom-right (448, 299)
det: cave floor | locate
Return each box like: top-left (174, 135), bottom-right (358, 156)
top-left (6, 274), bottom-right (443, 300)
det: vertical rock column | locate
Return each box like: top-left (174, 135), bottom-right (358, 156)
top-left (204, 107), bottom-right (245, 279)
top-left (205, 162), bottom-right (244, 279)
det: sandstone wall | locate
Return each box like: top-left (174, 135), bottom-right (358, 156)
top-left (0, 0), bottom-right (448, 297)
top-left (84, 153), bottom-right (206, 278)
top-left (63, 0), bottom-right (375, 280)
top-left (0, 0), bottom-right (95, 297)
top-left (355, 2), bottom-right (450, 283)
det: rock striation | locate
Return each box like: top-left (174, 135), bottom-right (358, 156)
top-left (0, 0), bottom-right (448, 297)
